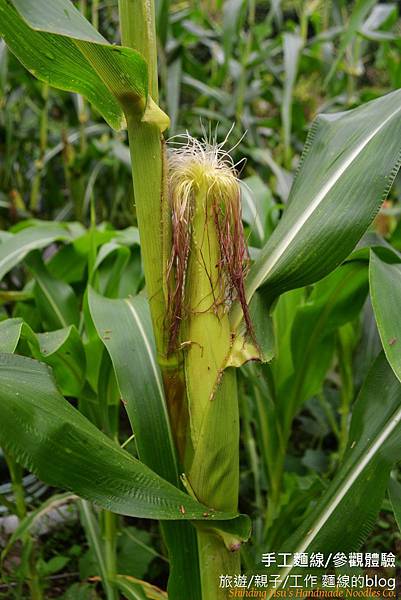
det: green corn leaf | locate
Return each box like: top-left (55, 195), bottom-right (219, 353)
top-left (0, 0), bottom-right (168, 130)
top-left (26, 252), bottom-right (80, 330)
top-left (241, 178), bottom-right (269, 246)
top-left (89, 290), bottom-right (178, 483)
top-left (94, 244), bottom-right (132, 298)
top-left (156, 0), bottom-right (170, 50)
top-left (369, 250), bottom-right (401, 382)
top-left (275, 353), bottom-right (401, 578)
top-left (47, 243), bottom-right (88, 285)
top-left (0, 318), bottom-right (86, 396)
top-left (233, 89), bottom-right (401, 330)
top-left (281, 260), bottom-right (369, 421)
top-left (0, 317), bottom-right (25, 353)
top-left (388, 477), bottom-right (401, 534)
top-left (222, 0), bottom-right (245, 71)
top-left (88, 290), bottom-right (202, 600)
top-left (324, 0), bottom-right (378, 86)
top-left (360, 4), bottom-right (398, 42)
top-left (78, 500), bottom-right (112, 600)
top-left (281, 32), bottom-right (303, 159)
top-left (36, 327), bottom-right (86, 396)
top-left (115, 578), bottom-right (149, 600)
top-left (0, 353), bottom-right (250, 530)
top-left (0, 223), bottom-right (73, 281)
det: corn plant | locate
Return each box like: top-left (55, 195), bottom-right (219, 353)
top-left (2, 1), bottom-right (401, 599)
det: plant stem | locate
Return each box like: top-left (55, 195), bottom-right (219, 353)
top-left (80, 500), bottom-right (116, 600)
top-left (118, 6), bottom-right (202, 600)
top-left (30, 83), bottom-right (49, 213)
top-left (337, 326), bottom-right (354, 461)
top-left (92, 0), bottom-right (99, 31)
top-left (119, 4), bottom-right (239, 597)
top-left (5, 453), bottom-right (42, 600)
top-left (197, 528), bottom-right (239, 599)
top-left (125, 117), bottom-right (166, 349)
top-left (118, 0), bottom-right (167, 356)
top-left (5, 453), bottom-right (26, 519)
top-left (119, 0), bottom-right (158, 99)
top-left (192, 372), bottom-right (241, 600)
top-left (119, 0), bottom-right (189, 456)
top-left (236, 0), bottom-right (255, 120)
top-left (103, 510), bottom-right (117, 598)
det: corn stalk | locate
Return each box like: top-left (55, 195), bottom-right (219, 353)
top-left (118, 3), bottom-right (243, 596)
top-left (117, 0), bottom-right (165, 350)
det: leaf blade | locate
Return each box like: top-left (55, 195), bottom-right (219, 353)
top-left (370, 251), bottom-right (401, 382)
top-left (276, 353), bottom-right (401, 578)
top-left (88, 290), bottom-right (202, 600)
top-left (0, 353), bottom-right (249, 527)
top-left (89, 290), bottom-right (177, 482)
top-left (0, 0), bottom-right (157, 130)
top-left (234, 89), bottom-right (401, 329)
top-left (0, 224), bottom-right (73, 281)
top-left (0, 0), bottom-right (123, 129)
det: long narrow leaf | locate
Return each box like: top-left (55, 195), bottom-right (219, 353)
top-left (369, 251), bottom-right (401, 382)
top-left (89, 290), bottom-right (177, 483)
top-left (0, 224), bottom-right (73, 281)
top-left (0, 354), bottom-right (250, 533)
top-left (79, 500), bottom-right (111, 598)
top-left (233, 89), bottom-right (401, 329)
top-left (89, 290), bottom-right (202, 600)
top-left (115, 575), bottom-right (167, 599)
top-left (325, 0), bottom-right (377, 85)
top-left (0, 0), bottom-right (168, 130)
top-left (274, 353), bottom-right (401, 581)
top-left (281, 32), bottom-right (303, 156)
top-left (0, 318), bottom-right (86, 396)
top-left (27, 253), bottom-right (80, 329)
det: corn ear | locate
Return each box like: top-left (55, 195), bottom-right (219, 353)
top-left (166, 136), bottom-right (252, 598)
